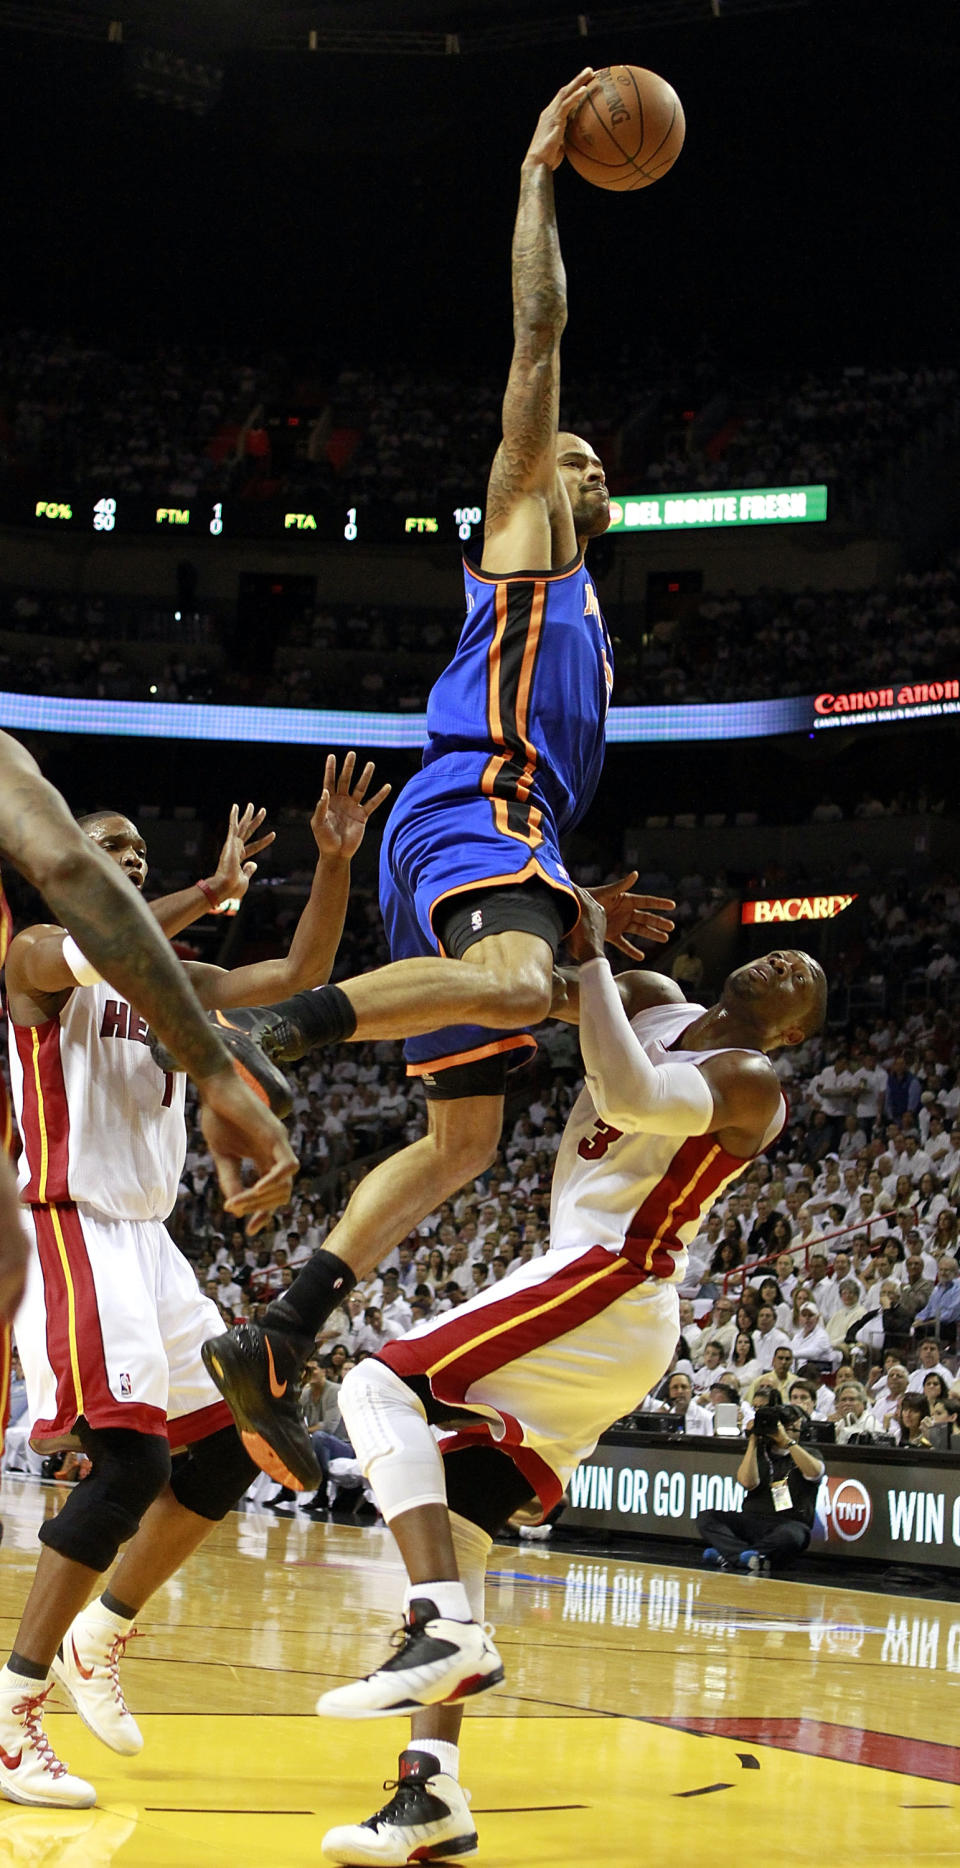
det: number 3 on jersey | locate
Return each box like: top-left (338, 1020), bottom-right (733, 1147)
top-left (578, 1118), bottom-right (623, 1160)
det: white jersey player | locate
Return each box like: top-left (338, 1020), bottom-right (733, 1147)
top-left (315, 894), bottom-right (826, 1865)
top-left (0, 755), bottom-right (389, 1812)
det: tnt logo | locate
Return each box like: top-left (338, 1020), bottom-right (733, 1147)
top-left (823, 1475), bottom-right (872, 1542)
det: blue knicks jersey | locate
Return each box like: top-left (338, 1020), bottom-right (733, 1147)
top-left (422, 554), bottom-right (613, 840)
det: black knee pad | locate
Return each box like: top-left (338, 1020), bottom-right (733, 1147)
top-left (169, 1425), bottom-right (258, 1522)
top-left (39, 1426), bottom-right (172, 1573)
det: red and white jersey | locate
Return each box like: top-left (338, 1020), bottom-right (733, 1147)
top-left (9, 981), bottom-right (187, 1221)
top-left (550, 1000), bottom-right (786, 1283)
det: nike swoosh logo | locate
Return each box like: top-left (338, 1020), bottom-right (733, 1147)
top-left (71, 1637), bottom-right (95, 1681)
top-left (264, 1337), bottom-right (287, 1399)
top-left (0, 1745), bottom-right (22, 1770)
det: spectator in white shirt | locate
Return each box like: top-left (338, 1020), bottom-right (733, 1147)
top-left (906, 1340), bottom-right (955, 1392)
top-left (691, 1341), bottom-right (728, 1392)
top-left (665, 1373), bottom-right (714, 1436)
top-left (754, 1305), bottom-right (792, 1370)
top-left (827, 1279), bottom-right (867, 1353)
top-left (790, 1302), bottom-right (837, 1368)
top-left (838, 1114), bottom-right (868, 1159)
top-left (894, 1134), bottom-right (933, 1182)
top-left (832, 1379), bottom-right (885, 1444)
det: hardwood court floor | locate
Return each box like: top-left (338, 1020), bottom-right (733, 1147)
top-left (0, 1475), bottom-right (957, 1865)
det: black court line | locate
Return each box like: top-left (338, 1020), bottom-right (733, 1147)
top-left (737, 1754), bottom-right (760, 1769)
top-left (473, 1803), bottom-right (588, 1814)
top-left (144, 1808), bottom-right (313, 1815)
top-left (674, 1783), bottom-right (734, 1798)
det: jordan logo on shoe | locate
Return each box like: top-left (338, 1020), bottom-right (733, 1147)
top-left (70, 1638), bottom-right (95, 1681)
top-left (0, 1745), bottom-right (22, 1770)
top-left (265, 1337), bottom-right (287, 1399)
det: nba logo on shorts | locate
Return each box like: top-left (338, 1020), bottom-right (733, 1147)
top-left (119, 1373), bottom-right (132, 1397)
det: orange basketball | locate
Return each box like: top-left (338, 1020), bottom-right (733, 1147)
top-left (565, 64), bottom-right (685, 192)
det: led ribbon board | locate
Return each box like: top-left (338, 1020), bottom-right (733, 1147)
top-left (606, 485), bottom-right (828, 531)
top-left (0, 679), bottom-right (954, 747)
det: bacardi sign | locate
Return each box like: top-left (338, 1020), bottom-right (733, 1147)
top-left (741, 895), bottom-right (856, 924)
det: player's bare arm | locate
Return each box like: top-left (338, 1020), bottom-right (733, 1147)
top-left (183, 753), bottom-right (390, 1013)
top-left (148, 802), bottom-right (275, 937)
top-left (482, 71), bottom-right (594, 575)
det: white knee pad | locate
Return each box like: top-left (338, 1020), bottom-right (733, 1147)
top-left (339, 1359), bottom-right (447, 1524)
top-left (449, 1511), bottom-right (492, 1623)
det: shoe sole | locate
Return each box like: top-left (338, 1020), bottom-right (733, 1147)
top-left (200, 1339), bottom-right (321, 1491)
top-left (0, 1773), bottom-right (96, 1809)
top-left (316, 1665), bottom-right (506, 1721)
top-left (49, 1659), bottom-right (142, 1757)
top-left (322, 1835), bottom-right (478, 1864)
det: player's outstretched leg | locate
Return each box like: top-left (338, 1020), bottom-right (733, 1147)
top-left (321, 1747), bottom-right (477, 1864)
top-left (201, 1318), bottom-right (323, 1490)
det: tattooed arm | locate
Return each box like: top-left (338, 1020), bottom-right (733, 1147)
top-left (0, 731), bottom-right (296, 1233)
top-left (481, 69), bottom-right (594, 577)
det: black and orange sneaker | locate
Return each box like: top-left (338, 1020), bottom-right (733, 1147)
top-left (200, 1321), bottom-right (321, 1490)
top-left (148, 1008), bottom-right (294, 1119)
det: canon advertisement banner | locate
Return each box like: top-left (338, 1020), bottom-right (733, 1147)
top-left (562, 1441), bottom-right (960, 1567)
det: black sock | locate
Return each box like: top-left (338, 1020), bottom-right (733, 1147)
top-left (100, 1590), bottom-right (136, 1620)
top-left (270, 987), bottom-right (357, 1060)
top-left (265, 1250), bottom-right (357, 1339)
top-left (8, 1651), bottom-right (49, 1682)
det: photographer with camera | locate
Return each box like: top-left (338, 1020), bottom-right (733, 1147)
top-left (696, 1402), bottom-right (824, 1575)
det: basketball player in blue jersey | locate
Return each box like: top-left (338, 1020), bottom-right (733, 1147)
top-left (201, 72), bottom-right (674, 1490)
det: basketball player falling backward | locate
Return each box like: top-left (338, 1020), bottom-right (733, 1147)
top-left (315, 894), bottom-right (826, 1866)
top-left (202, 69), bottom-right (675, 1488)
top-left (0, 757), bottom-right (387, 1811)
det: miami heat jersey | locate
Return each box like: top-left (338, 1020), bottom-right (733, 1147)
top-left (9, 981), bottom-right (187, 1221)
top-left (423, 554), bottom-right (614, 837)
top-left (550, 1000), bottom-right (786, 1283)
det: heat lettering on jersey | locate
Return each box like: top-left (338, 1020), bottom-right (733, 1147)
top-left (577, 1117), bottom-right (623, 1161)
top-left (99, 1000), bottom-right (151, 1046)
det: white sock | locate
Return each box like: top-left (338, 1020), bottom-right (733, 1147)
top-left (407, 1740), bottom-right (460, 1782)
top-left (405, 1580), bottom-right (472, 1624)
top-left (0, 1661), bottom-right (48, 1697)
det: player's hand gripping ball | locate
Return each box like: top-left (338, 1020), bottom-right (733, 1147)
top-left (564, 64), bottom-right (685, 191)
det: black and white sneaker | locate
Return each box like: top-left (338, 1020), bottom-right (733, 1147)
top-left (321, 1750), bottom-right (477, 1864)
top-left (201, 1321), bottom-right (321, 1489)
top-left (316, 1599), bottom-right (504, 1720)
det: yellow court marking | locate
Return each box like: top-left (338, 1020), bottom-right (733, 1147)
top-left (0, 1484), bottom-right (956, 1865)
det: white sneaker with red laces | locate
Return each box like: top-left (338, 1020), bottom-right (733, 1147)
top-left (51, 1607), bottom-right (143, 1756)
top-left (0, 1678), bottom-right (96, 1807)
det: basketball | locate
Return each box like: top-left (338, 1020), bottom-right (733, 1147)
top-left (565, 65), bottom-right (685, 192)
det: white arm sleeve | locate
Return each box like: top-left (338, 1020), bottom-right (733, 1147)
top-left (61, 934), bottom-right (103, 988)
top-left (578, 957), bottom-right (715, 1138)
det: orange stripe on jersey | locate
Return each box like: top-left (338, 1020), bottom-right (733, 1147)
top-left (480, 578), bottom-right (548, 848)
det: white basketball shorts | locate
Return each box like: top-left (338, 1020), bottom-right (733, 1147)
top-left (15, 1202), bottom-right (233, 1451)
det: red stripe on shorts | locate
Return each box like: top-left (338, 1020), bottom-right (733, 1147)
top-left (167, 1399), bottom-right (234, 1449)
top-left (380, 1245), bottom-right (645, 1406)
top-left (31, 1203), bottom-right (165, 1441)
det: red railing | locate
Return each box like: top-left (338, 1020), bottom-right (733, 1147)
top-left (720, 1215), bottom-right (884, 1300)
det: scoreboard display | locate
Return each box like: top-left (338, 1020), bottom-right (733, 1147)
top-left (25, 494), bottom-right (485, 548)
top-left (16, 485), bottom-right (827, 547)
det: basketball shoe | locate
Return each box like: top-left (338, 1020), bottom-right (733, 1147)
top-left (316, 1599), bottom-right (504, 1720)
top-left (201, 1320), bottom-right (321, 1489)
top-left (321, 1750), bottom-right (477, 1864)
top-left (148, 1007), bottom-right (294, 1118)
top-left (51, 1605), bottom-right (143, 1755)
top-left (0, 1680), bottom-right (96, 1807)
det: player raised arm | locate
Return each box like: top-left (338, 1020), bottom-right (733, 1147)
top-left (482, 70), bottom-right (595, 575)
top-left (0, 731), bottom-right (296, 1228)
top-left (183, 753), bottom-right (390, 1012)
top-left (148, 802), bottom-right (276, 937)
top-left (562, 887), bottom-right (785, 1154)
